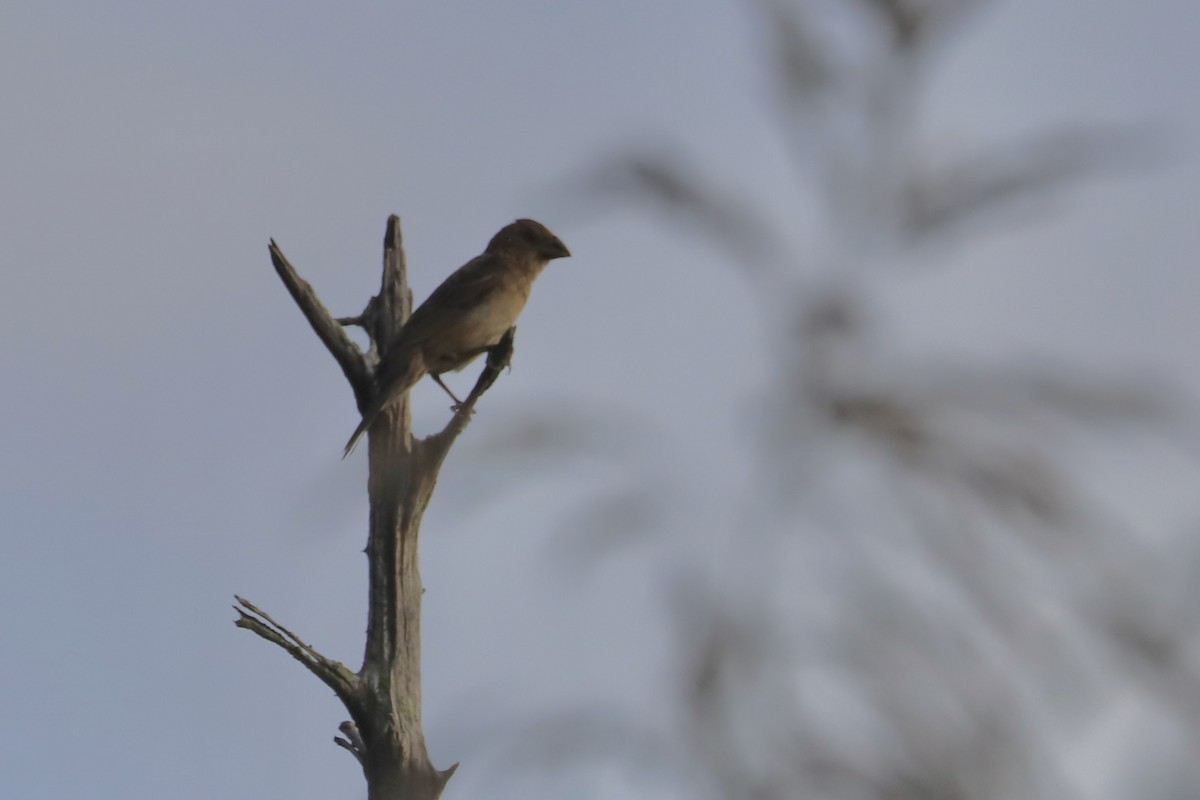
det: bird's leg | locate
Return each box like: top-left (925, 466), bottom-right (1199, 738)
top-left (430, 374), bottom-right (466, 409)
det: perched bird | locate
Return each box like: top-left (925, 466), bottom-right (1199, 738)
top-left (343, 219), bottom-right (570, 457)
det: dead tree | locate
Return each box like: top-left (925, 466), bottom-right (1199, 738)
top-left (235, 215), bottom-right (512, 800)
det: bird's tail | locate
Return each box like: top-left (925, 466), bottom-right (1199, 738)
top-left (342, 355), bottom-right (424, 458)
top-left (342, 414), bottom-right (375, 459)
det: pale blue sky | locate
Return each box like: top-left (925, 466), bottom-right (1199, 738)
top-left (2, 2), bottom-right (1198, 798)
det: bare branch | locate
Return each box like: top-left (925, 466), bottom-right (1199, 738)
top-left (334, 720), bottom-right (366, 765)
top-left (334, 736), bottom-right (363, 763)
top-left (462, 325), bottom-right (517, 406)
top-left (422, 326), bottom-right (518, 467)
top-left (268, 240), bottom-right (372, 401)
top-left (233, 595), bottom-right (360, 711)
top-left (355, 217), bottom-right (413, 365)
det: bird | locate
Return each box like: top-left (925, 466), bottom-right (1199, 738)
top-left (343, 218), bottom-right (570, 457)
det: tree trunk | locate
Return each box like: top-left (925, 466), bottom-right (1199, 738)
top-left (235, 215), bottom-right (512, 799)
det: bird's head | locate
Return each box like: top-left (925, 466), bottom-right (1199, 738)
top-left (486, 219), bottom-right (571, 261)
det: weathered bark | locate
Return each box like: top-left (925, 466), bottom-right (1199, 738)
top-left (236, 215), bottom-right (511, 799)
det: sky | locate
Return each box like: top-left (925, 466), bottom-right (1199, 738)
top-left (2, 1), bottom-right (1199, 798)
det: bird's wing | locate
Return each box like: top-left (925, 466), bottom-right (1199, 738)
top-left (395, 252), bottom-right (507, 347)
top-left (343, 253), bottom-right (505, 458)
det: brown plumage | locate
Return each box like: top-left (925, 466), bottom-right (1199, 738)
top-left (343, 219), bottom-right (570, 457)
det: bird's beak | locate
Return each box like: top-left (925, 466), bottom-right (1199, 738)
top-left (545, 237), bottom-right (571, 260)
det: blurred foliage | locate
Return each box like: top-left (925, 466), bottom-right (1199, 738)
top-left (465, 2), bottom-right (1200, 798)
